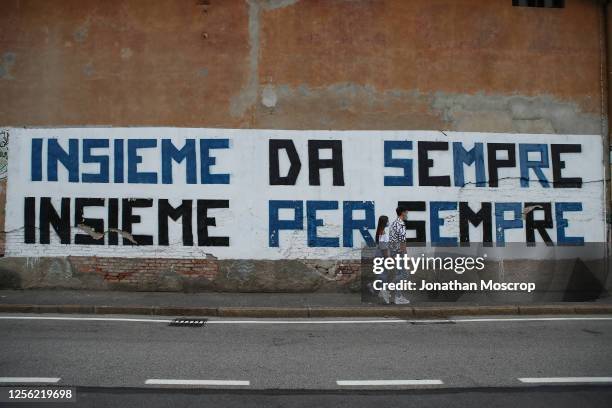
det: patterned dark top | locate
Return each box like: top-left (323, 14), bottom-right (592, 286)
top-left (388, 217), bottom-right (407, 254)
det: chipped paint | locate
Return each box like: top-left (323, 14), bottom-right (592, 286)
top-left (120, 47), bottom-right (133, 60)
top-left (251, 84), bottom-right (601, 134)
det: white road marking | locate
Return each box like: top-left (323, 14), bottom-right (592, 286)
top-left (145, 379), bottom-right (249, 386)
top-left (205, 317), bottom-right (612, 324)
top-left (519, 377), bottom-right (612, 384)
top-left (0, 377), bottom-right (60, 383)
top-left (0, 316), bottom-right (172, 323)
top-left (337, 380), bottom-right (443, 386)
top-left (452, 317), bottom-right (612, 323)
top-left (206, 319), bottom-right (412, 324)
top-left (0, 315), bottom-right (611, 325)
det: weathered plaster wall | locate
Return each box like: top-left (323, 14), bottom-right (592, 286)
top-left (0, 0), bottom-right (250, 127)
top-left (252, 0), bottom-right (604, 134)
top-left (0, 0), bottom-right (604, 132)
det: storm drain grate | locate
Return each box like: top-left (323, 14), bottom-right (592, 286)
top-left (410, 320), bottom-right (456, 325)
top-left (169, 318), bottom-right (208, 327)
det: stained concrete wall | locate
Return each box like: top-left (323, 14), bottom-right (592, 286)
top-left (0, 0), bottom-right (608, 293)
top-left (0, 0), bottom-right (605, 132)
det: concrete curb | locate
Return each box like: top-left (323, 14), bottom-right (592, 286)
top-left (1, 303), bottom-right (611, 317)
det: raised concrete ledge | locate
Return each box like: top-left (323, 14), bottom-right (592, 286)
top-left (1, 303), bottom-right (611, 317)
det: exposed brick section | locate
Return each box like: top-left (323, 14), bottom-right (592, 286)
top-left (336, 262), bottom-right (360, 275)
top-left (335, 261), bottom-right (361, 285)
top-left (68, 256), bottom-right (219, 287)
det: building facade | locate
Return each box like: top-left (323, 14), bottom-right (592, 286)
top-left (0, 0), bottom-right (609, 293)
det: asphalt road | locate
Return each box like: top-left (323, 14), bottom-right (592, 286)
top-left (0, 314), bottom-right (611, 407)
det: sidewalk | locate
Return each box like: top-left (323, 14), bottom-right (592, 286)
top-left (1, 289), bottom-right (611, 317)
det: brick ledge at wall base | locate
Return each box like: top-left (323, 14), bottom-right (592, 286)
top-left (0, 255), bottom-right (607, 297)
top-left (0, 256), bottom-right (362, 292)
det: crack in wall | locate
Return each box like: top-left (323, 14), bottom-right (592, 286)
top-left (230, 0), bottom-right (300, 119)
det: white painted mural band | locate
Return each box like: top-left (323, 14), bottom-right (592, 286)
top-left (3, 128), bottom-right (605, 259)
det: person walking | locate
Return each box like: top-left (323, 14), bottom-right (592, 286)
top-left (374, 215), bottom-right (390, 304)
top-left (387, 206), bottom-right (410, 304)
